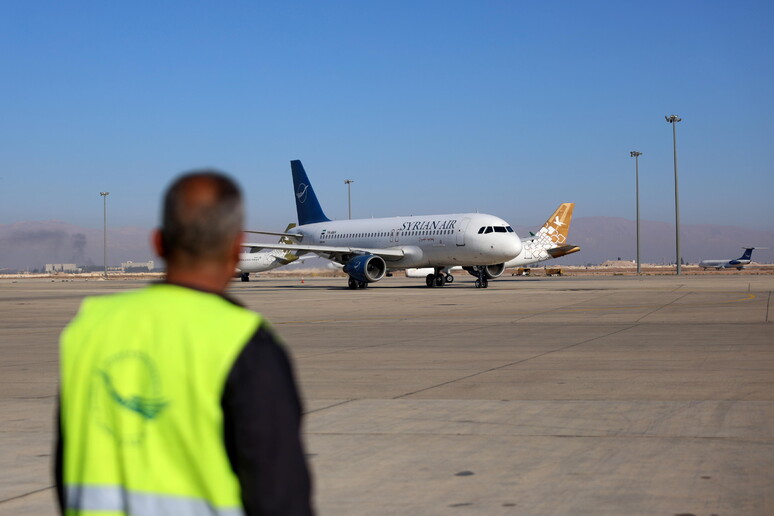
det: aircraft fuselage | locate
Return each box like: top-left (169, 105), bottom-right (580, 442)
top-left (291, 212), bottom-right (521, 269)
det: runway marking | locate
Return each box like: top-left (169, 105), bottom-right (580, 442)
top-left (393, 324), bottom-right (639, 399)
top-left (0, 485), bottom-right (53, 504)
top-left (271, 292), bottom-right (757, 325)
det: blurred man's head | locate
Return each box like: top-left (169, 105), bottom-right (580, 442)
top-left (154, 171), bottom-right (244, 289)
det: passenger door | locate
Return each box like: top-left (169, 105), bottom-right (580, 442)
top-left (456, 217), bottom-right (470, 246)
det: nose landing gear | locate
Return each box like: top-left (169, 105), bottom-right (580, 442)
top-left (474, 266), bottom-right (488, 289)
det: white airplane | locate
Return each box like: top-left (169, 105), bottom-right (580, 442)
top-left (243, 160), bottom-right (523, 289)
top-left (699, 247), bottom-right (765, 270)
top-left (406, 202), bottom-right (580, 281)
top-left (236, 224), bottom-right (305, 281)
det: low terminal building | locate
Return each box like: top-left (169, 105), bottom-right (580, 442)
top-left (121, 260), bottom-right (155, 272)
top-left (45, 264), bottom-right (80, 273)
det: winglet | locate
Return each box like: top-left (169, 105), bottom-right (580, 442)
top-left (291, 160), bottom-right (331, 225)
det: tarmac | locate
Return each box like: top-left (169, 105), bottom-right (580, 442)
top-left (1, 273), bottom-right (773, 515)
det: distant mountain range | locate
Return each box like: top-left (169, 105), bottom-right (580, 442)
top-left (2, 218), bottom-right (772, 271)
top-left (522, 217), bottom-right (774, 266)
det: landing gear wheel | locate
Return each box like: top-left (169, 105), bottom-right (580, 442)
top-left (434, 274), bottom-right (446, 287)
top-left (445, 274), bottom-right (454, 284)
top-left (474, 266), bottom-right (488, 289)
top-left (358, 281), bottom-right (367, 289)
top-left (348, 277), bottom-right (358, 289)
top-left (241, 273), bottom-right (250, 282)
top-left (426, 274), bottom-right (435, 288)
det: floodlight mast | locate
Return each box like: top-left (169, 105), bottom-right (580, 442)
top-left (344, 179), bottom-right (354, 219)
top-left (630, 151), bottom-right (642, 274)
top-left (665, 115), bottom-right (682, 274)
top-left (100, 192), bottom-right (110, 278)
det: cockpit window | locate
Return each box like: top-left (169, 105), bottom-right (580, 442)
top-left (506, 226), bottom-right (514, 232)
top-left (494, 226), bottom-right (506, 233)
top-left (484, 227), bottom-right (493, 234)
top-left (478, 227), bottom-right (485, 234)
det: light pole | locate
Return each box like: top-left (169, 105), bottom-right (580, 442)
top-left (344, 179), bottom-right (354, 219)
top-left (665, 114), bottom-right (682, 275)
top-left (100, 192), bottom-right (109, 278)
top-left (630, 151), bottom-right (642, 275)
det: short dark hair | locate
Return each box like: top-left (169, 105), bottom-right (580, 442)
top-left (160, 170), bottom-right (243, 262)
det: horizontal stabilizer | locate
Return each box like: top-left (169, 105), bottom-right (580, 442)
top-left (547, 245), bottom-right (581, 258)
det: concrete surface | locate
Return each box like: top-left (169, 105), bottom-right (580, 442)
top-left (1, 274), bottom-right (772, 515)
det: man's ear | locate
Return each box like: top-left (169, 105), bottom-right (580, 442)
top-left (230, 232), bottom-right (243, 263)
top-left (152, 229), bottom-right (165, 258)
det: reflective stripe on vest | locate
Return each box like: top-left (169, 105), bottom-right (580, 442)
top-left (66, 485), bottom-right (245, 516)
top-left (60, 284), bottom-right (262, 513)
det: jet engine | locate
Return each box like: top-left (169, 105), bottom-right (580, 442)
top-left (343, 254), bottom-right (387, 284)
top-left (463, 263), bottom-right (505, 279)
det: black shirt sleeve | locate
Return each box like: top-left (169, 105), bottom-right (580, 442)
top-left (221, 324), bottom-right (314, 516)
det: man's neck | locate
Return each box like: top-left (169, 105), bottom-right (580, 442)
top-left (164, 263), bottom-right (231, 295)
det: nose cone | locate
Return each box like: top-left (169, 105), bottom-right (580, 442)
top-left (506, 232), bottom-right (523, 260)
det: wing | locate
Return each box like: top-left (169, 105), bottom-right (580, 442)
top-left (244, 230), bottom-right (301, 239)
top-left (242, 242), bottom-right (405, 264)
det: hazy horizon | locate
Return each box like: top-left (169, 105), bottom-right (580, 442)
top-left (2, 2), bottom-right (773, 238)
top-left (3, 215), bottom-right (772, 271)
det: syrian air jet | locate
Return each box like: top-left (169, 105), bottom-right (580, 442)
top-left (699, 247), bottom-right (765, 270)
top-left (243, 160), bottom-right (523, 289)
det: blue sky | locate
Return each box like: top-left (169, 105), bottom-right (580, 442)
top-left (2, 1), bottom-right (772, 233)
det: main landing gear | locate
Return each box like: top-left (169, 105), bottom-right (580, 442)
top-left (348, 277), bottom-right (368, 289)
top-left (425, 269), bottom-right (454, 288)
top-left (240, 272), bottom-right (250, 282)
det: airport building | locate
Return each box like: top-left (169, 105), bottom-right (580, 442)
top-left (121, 260), bottom-right (155, 272)
top-left (45, 264), bottom-right (80, 273)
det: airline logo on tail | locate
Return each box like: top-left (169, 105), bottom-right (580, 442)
top-left (296, 183), bottom-right (309, 204)
top-left (279, 224), bottom-right (299, 262)
top-left (535, 203), bottom-right (574, 247)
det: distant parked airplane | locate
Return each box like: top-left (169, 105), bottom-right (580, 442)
top-left (237, 224), bottom-right (305, 281)
top-left (698, 247), bottom-right (766, 270)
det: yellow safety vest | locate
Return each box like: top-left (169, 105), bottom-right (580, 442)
top-left (60, 284), bottom-right (261, 516)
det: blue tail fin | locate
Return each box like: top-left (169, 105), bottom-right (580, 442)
top-left (739, 248), bottom-right (754, 261)
top-left (291, 160), bottom-right (330, 225)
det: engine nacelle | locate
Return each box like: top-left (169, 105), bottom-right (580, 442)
top-left (343, 254), bottom-right (387, 283)
top-left (463, 263), bottom-right (505, 279)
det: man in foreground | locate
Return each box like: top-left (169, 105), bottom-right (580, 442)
top-left (56, 171), bottom-right (314, 515)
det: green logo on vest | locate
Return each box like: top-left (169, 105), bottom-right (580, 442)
top-left (91, 351), bottom-right (169, 444)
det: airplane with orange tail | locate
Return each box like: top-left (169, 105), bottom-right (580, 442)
top-left (504, 202), bottom-right (580, 268)
top-left (406, 203), bottom-right (579, 281)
